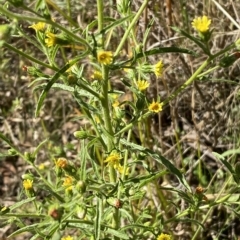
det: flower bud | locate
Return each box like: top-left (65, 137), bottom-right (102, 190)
top-left (48, 206), bottom-right (64, 221)
top-left (76, 180), bottom-right (86, 194)
top-left (73, 130), bottom-right (88, 139)
top-left (24, 152), bottom-right (35, 163)
top-left (21, 173), bottom-right (34, 180)
top-left (67, 74), bottom-right (78, 85)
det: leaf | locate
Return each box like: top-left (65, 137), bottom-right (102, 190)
top-left (100, 15), bottom-right (133, 34)
top-left (94, 198), bottom-right (102, 240)
top-left (222, 149), bottom-right (240, 157)
top-left (8, 223), bottom-right (39, 238)
top-left (120, 138), bottom-right (191, 191)
top-left (136, 46), bottom-right (198, 58)
top-left (213, 152), bottom-right (235, 174)
top-left (106, 228), bottom-right (130, 239)
top-left (9, 197), bottom-right (36, 211)
top-left (35, 63), bottom-right (71, 117)
top-left (171, 26), bottom-right (210, 55)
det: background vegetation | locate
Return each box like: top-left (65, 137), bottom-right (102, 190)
top-left (1, 0), bottom-right (240, 239)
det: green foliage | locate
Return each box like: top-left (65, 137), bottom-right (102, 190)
top-left (1, 1), bottom-right (240, 240)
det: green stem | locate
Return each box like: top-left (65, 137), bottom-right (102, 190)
top-left (97, 0), bottom-right (104, 47)
top-left (191, 176), bottom-right (232, 240)
top-left (114, 0), bottom-right (150, 57)
top-left (162, 57), bottom-right (210, 106)
top-left (4, 42), bottom-right (58, 71)
top-left (97, 0), bottom-right (118, 234)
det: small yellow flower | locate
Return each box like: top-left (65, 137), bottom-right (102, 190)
top-left (104, 152), bottom-right (121, 169)
top-left (117, 165), bottom-right (130, 175)
top-left (29, 22), bottom-right (45, 32)
top-left (112, 100), bottom-right (120, 108)
top-left (157, 233), bottom-right (172, 240)
top-left (91, 70), bottom-right (103, 80)
top-left (61, 236), bottom-right (73, 240)
top-left (45, 32), bottom-right (57, 47)
top-left (154, 60), bottom-right (164, 77)
top-left (97, 50), bottom-right (113, 65)
top-left (192, 16), bottom-right (211, 33)
top-left (55, 158), bottom-right (68, 168)
top-left (38, 163), bottom-right (45, 170)
top-left (148, 100), bottom-right (163, 113)
top-left (63, 176), bottom-right (74, 187)
top-left (136, 80), bottom-right (150, 91)
top-left (23, 179), bottom-right (33, 190)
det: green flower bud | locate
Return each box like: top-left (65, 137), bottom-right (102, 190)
top-left (76, 205), bottom-right (87, 219)
top-left (0, 24), bottom-right (11, 41)
top-left (67, 74), bottom-right (78, 85)
top-left (24, 152), bottom-right (35, 163)
top-left (0, 206), bottom-right (10, 215)
top-left (21, 173), bottom-right (34, 180)
top-left (8, 148), bottom-right (18, 156)
top-left (76, 180), bottom-right (86, 194)
top-left (136, 95), bottom-right (146, 111)
top-left (74, 130), bottom-right (88, 139)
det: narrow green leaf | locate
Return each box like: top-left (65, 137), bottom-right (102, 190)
top-left (100, 15), bottom-right (133, 34)
top-left (171, 26), bottom-right (210, 55)
top-left (106, 228), bottom-right (130, 239)
top-left (120, 138), bottom-right (191, 191)
top-left (94, 198), bottom-right (102, 240)
top-left (35, 63), bottom-right (70, 117)
top-left (213, 152), bottom-right (235, 174)
top-left (9, 197), bottom-right (36, 210)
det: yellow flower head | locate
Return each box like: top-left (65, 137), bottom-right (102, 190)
top-left (55, 158), bottom-right (68, 168)
top-left (61, 236), bottom-right (73, 240)
top-left (192, 16), bottom-right (211, 33)
top-left (91, 70), bottom-right (103, 80)
top-left (148, 100), bottom-right (163, 113)
top-left (45, 32), bottom-right (57, 47)
top-left (112, 100), bottom-right (120, 108)
top-left (136, 80), bottom-right (150, 91)
top-left (157, 233), bottom-right (172, 240)
top-left (29, 22), bottom-right (45, 32)
top-left (38, 163), bottom-right (45, 170)
top-left (63, 176), bottom-right (74, 187)
top-left (154, 60), bottom-right (164, 77)
top-left (117, 165), bottom-right (130, 175)
top-left (104, 152), bottom-right (121, 169)
top-left (97, 50), bottom-right (113, 65)
top-left (23, 179), bottom-right (33, 190)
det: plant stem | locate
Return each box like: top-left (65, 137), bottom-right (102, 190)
top-left (97, 0), bottom-right (118, 234)
top-left (114, 0), bottom-right (150, 57)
